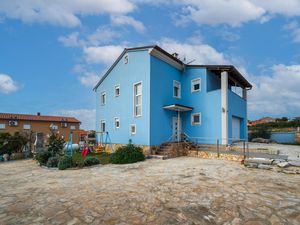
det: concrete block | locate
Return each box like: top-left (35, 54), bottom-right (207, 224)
top-left (257, 164), bottom-right (272, 170)
top-left (277, 162), bottom-right (290, 168)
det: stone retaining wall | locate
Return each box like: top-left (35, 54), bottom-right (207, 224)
top-left (187, 150), bottom-right (244, 162)
top-left (295, 132), bottom-right (300, 144)
top-left (105, 144), bottom-right (151, 155)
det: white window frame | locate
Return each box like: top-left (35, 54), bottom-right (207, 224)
top-left (191, 78), bottom-right (201, 92)
top-left (124, 54), bottom-right (129, 64)
top-left (133, 81), bottom-right (142, 117)
top-left (0, 123), bottom-right (5, 129)
top-left (173, 80), bottom-right (181, 99)
top-left (114, 117), bottom-right (120, 129)
top-left (70, 125), bottom-right (76, 130)
top-left (101, 91), bottom-right (106, 105)
top-left (23, 124), bottom-right (31, 130)
top-left (130, 124), bottom-right (136, 136)
top-left (115, 85), bottom-right (120, 97)
top-left (191, 113), bottom-right (201, 126)
top-left (100, 120), bottom-right (106, 133)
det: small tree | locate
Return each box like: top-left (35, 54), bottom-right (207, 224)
top-left (47, 132), bottom-right (65, 156)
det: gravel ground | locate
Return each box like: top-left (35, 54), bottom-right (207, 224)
top-left (0, 158), bottom-right (300, 225)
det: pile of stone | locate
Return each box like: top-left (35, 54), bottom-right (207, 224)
top-left (244, 158), bottom-right (300, 174)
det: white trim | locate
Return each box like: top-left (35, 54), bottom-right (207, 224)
top-left (130, 124), bottom-right (136, 135)
top-left (124, 54), bottom-right (129, 64)
top-left (221, 71), bottom-right (229, 144)
top-left (149, 48), bottom-right (183, 70)
top-left (133, 81), bottom-right (142, 117)
top-left (114, 84), bottom-right (120, 97)
top-left (114, 117), bottom-right (120, 129)
top-left (101, 91), bottom-right (106, 105)
top-left (0, 123), bottom-right (5, 129)
top-left (100, 120), bottom-right (106, 132)
top-left (191, 78), bottom-right (201, 93)
top-left (191, 113), bottom-right (201, 126)
top-left (173, 80), bottom-right (181, 99)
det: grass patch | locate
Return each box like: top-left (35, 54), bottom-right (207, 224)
top-left (72, 151), bottom-right (111, 166)
top-left (279, 142), bottom-right (300, 146)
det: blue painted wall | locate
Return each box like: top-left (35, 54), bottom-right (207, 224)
top-left (96, 50), bottom-right (151, 145)
top-left (271, 132), bottom-right (295, 143)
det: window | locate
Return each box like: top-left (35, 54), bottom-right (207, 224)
top-left (101, 92), bottom-right (106, 105)
top-left (115, 85), bottom-right (120, 97)
top-left (130, 124), bottom-right (136, 135)
top-left (191, 78), bottom-right (201, 92)
top-left (191, 113), bottom-right (201, 125)
top-left (70, 125), bottom-right (76, 130)
top-left (0, 124), bottom-right (5, 129)
top-left (114, 117), bottom-right (120, 129)
top-left (23, 124), bottom-right (31, 130)
top-left (124, 54), bottom-right (129, 64)
top-left (173, 80), bottom-right (181, 98)
top-left (51, 124), bottom-right (58, 130)
top-left (134, 82), bottom-right (142, 117)
top-left (100, 120), bottom-right (106, 132)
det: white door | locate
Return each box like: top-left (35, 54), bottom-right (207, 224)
top-left (172, 117), bottom-right (182, 141)
top-left (232, 116), bottom-right (241, 141)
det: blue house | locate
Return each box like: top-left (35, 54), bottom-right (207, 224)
top-left (94, 45), bottom-right (252, 153)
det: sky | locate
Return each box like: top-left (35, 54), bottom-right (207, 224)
top-left (0, 0), bottom-right (300, 130)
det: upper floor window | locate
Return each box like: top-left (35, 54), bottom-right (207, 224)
top-left (115, 85), bottom-right (120, 97)
top-left (134, 82), bottom-right (142, 117)
top-left (173, 80), bottom-right (181, 98)
top-left (191, 78), bottom-right (201, 92)
top-left (124, 55), bottom-right (129, 64)
top-left (70, 125), bottom-right (76, 130)
top-left (0, 123), bottom-right (5, 129)
top-left (191, 113), bottom-right (201, 126)
top-left (101, 92), bottom-right (106, 105)
top-left (23, 124), bottom-right (31, 130)
top-left (100, 120), bottom-right (106, 132)
top-left (114, 117), bottom-right (120, 129)
top-left (51, 124), bottom-right (58, 130)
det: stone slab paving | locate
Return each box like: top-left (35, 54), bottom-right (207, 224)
top-left (0, 158), bottom-right (299, 225)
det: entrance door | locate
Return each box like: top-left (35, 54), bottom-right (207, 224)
top-left (232, 116), bottom-right (241, 141)
top-left (172, 117), bottom-right (182, 141)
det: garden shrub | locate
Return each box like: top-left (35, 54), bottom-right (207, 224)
top-left (110, 144), bottom-right (145, 164)
top-left (10, 153), bottom-right (24, 160)
top-left (46, 156), bottom-right (59, 168)
top-left (35, 150), bottom-right (52, 166)
top-left (58, 156), bottom-right (73, 170)
top-left (83, 156), bottom-right (100, 167)
top-left (47, 132), bottom-right (65, 156)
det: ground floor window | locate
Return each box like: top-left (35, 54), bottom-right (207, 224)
top-left (23, 124), bottom-right (31, 130)
top-left (114, 117), bottom-right (120, 129)
top-left (130, 124), bottom-right (136, 135)
top-left (101, 120), bottom-right (106, 132)
top-left (191, 113), bottom-right (201, 125)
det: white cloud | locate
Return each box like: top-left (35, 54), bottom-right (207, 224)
top-left (83, 45), bottom-right (124, 65)
top-left (0, 0), bottom-right (135, 27)
top-left (58, 109), bottom-right (96, 130)
top-left (248, 64), bottom-right (300, 117)
top-left (283, 21), bottom-right (300, 43)
top-left (58, 32), bottom-right (81, 47)
top-left (111, 15), bottom-right (145, 33)
top-left (0, 74), bottom-right (18, 94)
top-left (78, 72), bottom-right (100, 88)
top-left (160, 38), bottom-right (229, 64)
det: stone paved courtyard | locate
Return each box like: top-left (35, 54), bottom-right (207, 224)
top-left (0, 158), bottom-right (300, 225)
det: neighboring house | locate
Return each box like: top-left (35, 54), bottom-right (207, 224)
top-left (94, 45), bottom-right (252, 152)
top-left (0, 112), bottom-right (81, 147)
top-left (248, 117), bottom-right (275, 127)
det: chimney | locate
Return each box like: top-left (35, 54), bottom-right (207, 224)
top-left (37, 112), bottom-right (41, 116)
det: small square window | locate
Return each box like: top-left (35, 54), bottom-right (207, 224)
top-left (0, 123), bottom-right (5, 129)
top-left (100, 120), bottom-right (106, 133)
top-left (23, 124), bottom-right (31, 130)
top-left (51, 124), bottom-right (58, 130)
top-left (192, 113), bottom-right (201, 125)
top-left (130, 124), bottom-right (136, 135)
top-left (173, 80), bottom-right (181, 98)
top-left (191, 78), bottom-right (201, 92)
top-left (115, 85), bottom-right (120, 97)
top-left (101, 92), bottom-right (106, 105)
top-left (114, 117), bottom-right (120, 129)
top-left (70, 125), bottom-right (76, 130)
top-left (124, 55), bottom-right (129, 64)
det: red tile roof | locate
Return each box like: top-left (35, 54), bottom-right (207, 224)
top-left (0, 113), bottom-right (81, 123)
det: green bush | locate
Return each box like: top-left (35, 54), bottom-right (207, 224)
top-left (46, 156), bottom-right (59, 168)
top-left (58, 156), bottom-right (73, 170)
top-left (36, 150), bottom-right (52, 166)
top-left (110, 144), bottom-right (145, 164)
top-left (84, 156), bottom-right (100, 167)
top-left (249, 124), bottom-right (271, 140)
